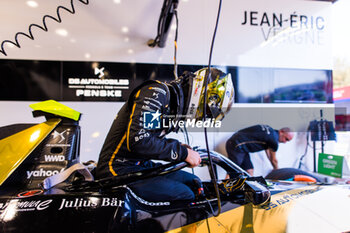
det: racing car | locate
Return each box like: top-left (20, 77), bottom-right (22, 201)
top-left (0, 100), bottom-right (349, 233)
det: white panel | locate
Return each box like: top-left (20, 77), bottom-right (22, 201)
top-left (0, 0), bottom-right (332, 69)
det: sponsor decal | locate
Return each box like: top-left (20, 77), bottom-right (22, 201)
top-left (152, 92), bottom-right (159, 99)
top-left (135, 133), bottom-right (150, 142)
top-left (68, 78), bottom-right (129, 86)
top-left (58, 197), bottom-right (124, 210)
top-left (138, 129), bottom-right (146, 134)
top-left (171, 150), bottom-right (178, 160)
top-left (44, 155), bottom-right (66, 162)
top-left (148, 87), bottom-right (166, 95)
top-left (67, 64), bottom-right (129, 99)
top-left (52, 130), bottom-right (66, 143)
top-left (46, 143), bottom-right (71, 147)
top-left (115, 158), bottom-right (129, 163)
top-left (101, 198), bottom-right (124, 207)
top-left (126, 187), bottom-right (170, 206)
top-left (58, 198), bottom-right (97, 210)
top-left (189, 103), bottom-right (196, 115)
top-left (144, 100), bottom-right (161, 109)
top-left (260, 125), bottom-right (271, 135)
top-left (0, 199), bottom-right (52, 212)
top-left (261, 186), bottom-right (322, 211)
top-left (26, 168), bottom-right (65, 179)
top-left (193, 78), bottom-right (202, 96)
top-left (76, 89), bottom-right (122, 97)
top-left (141, 105), bottom-right (153, 112)
top-left (17, 189), bottom-right (43, 198)
top-left (94, 66), bottom-right (105, 78)
top-left (144, 96), bottom-right (163, 106)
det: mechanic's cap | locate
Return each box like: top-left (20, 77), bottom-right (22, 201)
top-left (186, 67), bottom-right (234, 121)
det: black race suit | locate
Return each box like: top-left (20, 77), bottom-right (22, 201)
top-left (225, 125), bottom-right (279, 170)
top-left (96, 81), bottom-right (199, 201)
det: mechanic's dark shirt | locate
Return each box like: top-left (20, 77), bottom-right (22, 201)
top-left (96, 81), bottom-right (188, 179)
top-left (227, 125), bottom-right (279, 153)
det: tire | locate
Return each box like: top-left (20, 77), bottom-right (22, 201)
top-left (265, 168), bottom-right (321, 182)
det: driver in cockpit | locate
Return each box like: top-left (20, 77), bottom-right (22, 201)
top-left (96, 68), bottom-right (234, 201)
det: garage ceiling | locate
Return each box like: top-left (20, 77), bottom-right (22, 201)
top-left (0, 0), bottom-right (338, 61)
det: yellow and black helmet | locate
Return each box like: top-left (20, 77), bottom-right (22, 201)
top-left (185, 67), bottom-right (234, 121)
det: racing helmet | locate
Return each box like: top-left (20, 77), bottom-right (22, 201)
top-left (166, 68), bottom-right (234, 132)
top-left (183, 67), bottom-right (234, 121)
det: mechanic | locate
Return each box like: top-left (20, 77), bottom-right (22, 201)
top-left (96, 68), bottom-right (234, 201)
top-left (225, 125), bottom-right (294, 176)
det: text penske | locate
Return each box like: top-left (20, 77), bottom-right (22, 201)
top-left (76, 89), bottom-right (121, 97)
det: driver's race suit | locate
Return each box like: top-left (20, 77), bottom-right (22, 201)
top-left (96, 81), bottom-right (199, 201)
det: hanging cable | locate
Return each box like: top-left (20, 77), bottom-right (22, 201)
top-left (202, 0), bottom-right (223, 217)
top-left (298, 128), bottom-right (310, 169)
top-left (147, 0), bottom-right (178, 49)
top-left (150, 0), bottom-right (224, 216)
top-left (148, 0), bottom-right (179, 80)
top-left (0, 0), bottom-right (90, 56)
top-left (173, 9), bottom-right (179, 80)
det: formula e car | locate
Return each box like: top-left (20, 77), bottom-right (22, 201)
top-left (0, 101), bottom-right (349, 233)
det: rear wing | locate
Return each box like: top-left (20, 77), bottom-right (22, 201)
top-left (30, 100), bottom-right (81, 121)
top-left (0, 100), bottom-right (82, 188)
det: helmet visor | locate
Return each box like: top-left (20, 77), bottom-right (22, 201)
top-left (185, 68), bottom-right (235, 121)
top-left (207, 73), bottom-right (234, 121)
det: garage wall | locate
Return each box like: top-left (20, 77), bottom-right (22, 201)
top-left (0, 0), bottom-right (336, 176)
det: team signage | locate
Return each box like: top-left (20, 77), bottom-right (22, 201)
top-left (318, 153), bottom-right (344, 178)
top-left (63, 62), bottom-right (131, 100)
top-left (179, 0), bottom-right (332, 69)
top-left (241, 10), bottom-right (325, 45)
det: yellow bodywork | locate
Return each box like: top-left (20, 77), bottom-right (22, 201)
top-left (0, 118), bottom-right (61, 186)
top-left (167, 186), bottom-right (324, 233)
